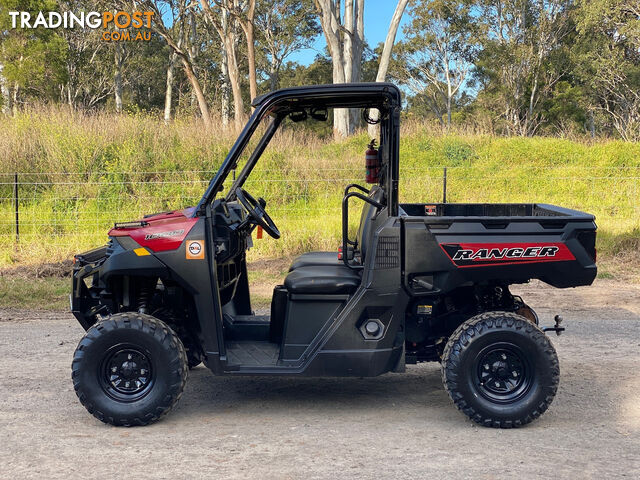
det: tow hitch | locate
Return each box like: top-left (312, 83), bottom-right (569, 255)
top-left (543, 315), bottom-right (565, 336)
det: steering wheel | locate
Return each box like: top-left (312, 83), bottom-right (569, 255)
top-left (235, 188), bottom-right (281, 239)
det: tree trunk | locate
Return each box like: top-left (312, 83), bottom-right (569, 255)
top-left (199, 0), bottom-right (244, 127)
top-left (316, 0), bottom-right (350, 137)
top-left (349, 0), bottom-right (365, 129)
top-left (445, 53), bottom-right (452, 128)
top-left (246, 21), bottom-right (257, 104)
top-left (352, 0), bottom-right (364, 83)
top-left (269, 53), bottom-right (278, 91)
top-left (164, 51), bottom-right (177, 124)
top-left (241, 0), bottom-right (258, 106)
top-left (0, 63), bottom-right (9, 115)
top-left (374, 0), bottom-right (408, 83)
top-left (188, 12), bottom-right (199, 109)
top-left (343, 0), bottom-right (358, 132)
top-left (225, 30), bottom-right (244, 129)
top-left (220, 9), bottom-right (230, 127)
top-left (368, 0), bottom-right (409, 139)
top-left (343, 0), bottom-right (354, 83)
top-left (527, 74), bottom-right (539, 137)
top-left (333, 55), bottom-right (350, 138)
top-left (12, 82), bottom-right (19, 116)
top-left (180, 56), bottom-right (212, 128)
top-left (114, 41), bottom-right (123, 113)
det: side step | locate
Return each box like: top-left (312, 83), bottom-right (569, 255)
top-left (223, 314), bottom-right (270, 341)
top-left (226, 341), bottom-right (280, 367)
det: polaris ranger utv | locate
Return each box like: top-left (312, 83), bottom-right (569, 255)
top-left (71, 83), bottom-right (597, 428)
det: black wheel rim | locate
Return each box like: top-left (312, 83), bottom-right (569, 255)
top-left (474, 343), bottom-right (532, 403)
top-left (100, 345), bottom-right (154, 402)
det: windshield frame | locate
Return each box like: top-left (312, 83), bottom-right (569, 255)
top-left (193, 83), bottom-right (402, 217)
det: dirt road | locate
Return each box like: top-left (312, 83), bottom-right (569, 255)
top-left (1, 279), bottom-right (639, 479)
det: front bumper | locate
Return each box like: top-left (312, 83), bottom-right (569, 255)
top-left (71, 244), bottom-right (110, 330)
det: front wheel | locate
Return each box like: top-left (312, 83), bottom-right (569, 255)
top-left (72, 313), bottom-right (188, 426)
top-left (441, 311), bottom-right (559, 428)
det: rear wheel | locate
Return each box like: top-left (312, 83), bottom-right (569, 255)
top-left (441, 311), bottom-right (559, 428)
top-left (72, 313), bottom-right (188, 426)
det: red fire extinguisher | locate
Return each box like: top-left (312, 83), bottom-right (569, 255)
top-left (365, 139), bottom-right (380, 184)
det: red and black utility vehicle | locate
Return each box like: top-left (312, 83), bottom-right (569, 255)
top-left (71, 83), bottom-right (597, 428)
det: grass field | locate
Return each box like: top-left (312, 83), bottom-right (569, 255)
top-left (0, 107), bottom-right (638, 281)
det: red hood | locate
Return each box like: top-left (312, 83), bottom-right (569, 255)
top-left (109, 207), bottom-right (199, 252)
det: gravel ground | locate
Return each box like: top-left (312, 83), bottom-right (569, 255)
top-left (0, 279), bottom-right (639, 479)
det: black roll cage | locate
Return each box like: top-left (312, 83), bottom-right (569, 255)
top-left (194, 83), bottom-right (402, 217)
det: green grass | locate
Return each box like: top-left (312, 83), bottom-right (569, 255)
top-left (0, 276), bottom-right (69, 310)
top-left (0, 107), bottom-right (639, 275)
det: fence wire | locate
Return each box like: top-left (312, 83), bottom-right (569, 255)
top-left (0, 167), bottom-right (639, 248)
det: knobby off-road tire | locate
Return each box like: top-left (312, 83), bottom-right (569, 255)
top-left (72, 313), bottom-right (188, 426)
top-left (152, 308), bottom-right (204, 369)
top-left (441, 311), bottom-right (559, 428)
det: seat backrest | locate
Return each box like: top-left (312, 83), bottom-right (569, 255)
top-left (356, 185), bottom-right (385, 260)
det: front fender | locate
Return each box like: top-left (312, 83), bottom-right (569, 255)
top-left (71, 240), bottom-right (170, 330)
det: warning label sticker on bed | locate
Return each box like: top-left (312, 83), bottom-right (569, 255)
top-left (186, 240), bottom-right (204, 260)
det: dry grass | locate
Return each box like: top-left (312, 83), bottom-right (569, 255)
top-left (0, 106), bottom-right (638, 278)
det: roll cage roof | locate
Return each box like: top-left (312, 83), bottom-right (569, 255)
top-left (195, 83), bottom-right (402, 216)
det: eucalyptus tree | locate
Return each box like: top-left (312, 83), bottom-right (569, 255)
top-left (573, 0), bottom-right (640, 140)
top-left (133, 0), bottom-right (212, 126)
top-left (473, 0), bottom-right (575, 136)
top-left (394, 0), bottom-right (475, 128)
top-left (314, 0), bottom-right (365, 137)
top-left (256, 0), bottom-right (320, 91)
top-left (0, 0), bottom-right (67, 114)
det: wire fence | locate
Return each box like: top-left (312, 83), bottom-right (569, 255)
top-left (0, 167), bottom-right (639, 256)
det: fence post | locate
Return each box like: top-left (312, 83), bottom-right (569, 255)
top-left (442, 167), bottom-right (447, 204)
top-left (13, 172), bottom-right (19, 243)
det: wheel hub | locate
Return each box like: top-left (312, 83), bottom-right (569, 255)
top-left (476, 345), bottom-right (530, 401)
top-left (103, 348), bottom-right (152, 396)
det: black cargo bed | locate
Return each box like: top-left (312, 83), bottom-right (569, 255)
top-left (400, 202), bottom-right (594, 220)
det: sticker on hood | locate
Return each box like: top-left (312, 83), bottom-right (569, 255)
top-left (144, 229), bottom-right (185, 240)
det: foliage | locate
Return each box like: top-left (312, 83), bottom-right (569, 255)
top-left (0, 0), bottom-right (68, 106)
top-left (572, 0), bottom-right (640, 141)
top-left (255, 0), bottom-right (321, 90)
top-left (392, 0), bottom-right (476, 127)
top-left (0, 0), bottom-right (638, 140)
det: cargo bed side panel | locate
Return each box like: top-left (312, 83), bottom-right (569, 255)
top-left (402, 211), bottom-right (597, 292)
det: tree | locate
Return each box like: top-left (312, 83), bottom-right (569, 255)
top-left (314, 0), bottom-right (365, 137)
top-left (367, 0), bottom-right (408, 138)
top-left (236, 0), bottom-right (257, 104)
top-left (573, 0), bottom-right (640, 140)
top-left (200, 0), bottom-right (245, 128)
top-left (0, 0), bottom-right (67, 115)
top-left (256, 0), bottom-right (320, 91)
top-left (164, 33), bottom-right (181, 122)
top-left (0, 63), bottom-right (9, 114)
top-left (473, 0), bottom-right (574, 136)
top-left (394, 0), bottom-right (475, 128)
top-left (58, 0), bottom-right (111, 109)
top-left (136, 0), bottom-right (213, 127)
